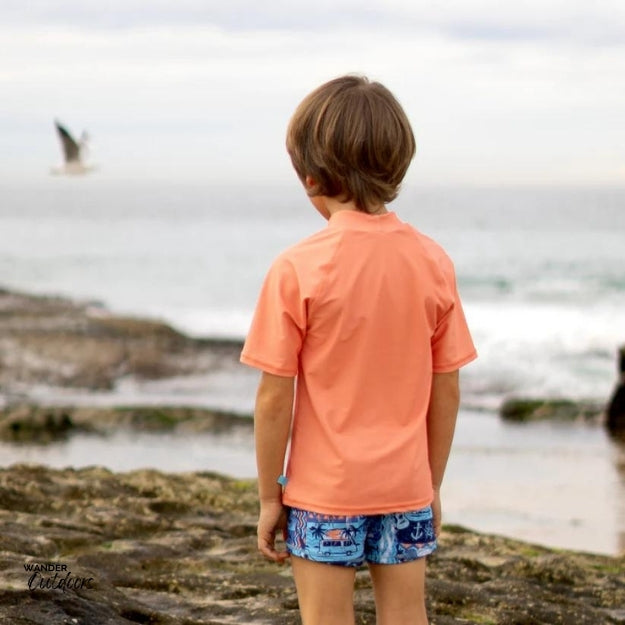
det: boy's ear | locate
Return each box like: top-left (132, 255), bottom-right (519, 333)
top-left (304, 175), bottom-right (316, 190)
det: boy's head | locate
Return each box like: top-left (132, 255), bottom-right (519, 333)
top-left (286, 75), bottom-right (415, 214)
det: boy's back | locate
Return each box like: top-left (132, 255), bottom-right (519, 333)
top-left (241, 208), bottom-right (475, 515)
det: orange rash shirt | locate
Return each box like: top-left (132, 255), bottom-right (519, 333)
top-left (241, 210), bottom-right (477, 515)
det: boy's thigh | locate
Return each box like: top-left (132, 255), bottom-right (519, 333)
top-left (291, 556), bottom-right (357, 625)
top-left (364, 509), bottom-right (434, 625)
top-left (286, 509), bottom-right (361, 624)
top-left (368, 559), bottom-right (428, 625)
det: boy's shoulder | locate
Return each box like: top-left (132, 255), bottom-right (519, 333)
top-left (273, 225), bottom-right (341, 265)
top-left (262, 227), bottom-right (339, 289)
top-left (386, 218), bottom-right (456, 277)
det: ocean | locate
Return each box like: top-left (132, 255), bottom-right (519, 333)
top-left (1, 178), bottom-right (624, 554)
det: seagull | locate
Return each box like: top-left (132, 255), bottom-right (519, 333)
top-left (51, 120), bottom-right (95, 175)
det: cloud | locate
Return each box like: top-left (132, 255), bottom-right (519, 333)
top-left (0, 1), bottom-right (624, 185)
top-left (2, 0), bottom-right (625, 46)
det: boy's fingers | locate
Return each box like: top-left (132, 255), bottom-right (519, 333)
top-left (258, 535), bottom-right (274, 558)
top-left (258, 543), bottom-right (289, 563)
top-left (259, 542), bottom-right (277, 561)
top-left (258, 534), bottom-right (290, 563)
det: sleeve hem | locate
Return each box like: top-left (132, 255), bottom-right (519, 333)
top-left (432, 350), bottom-right (478, 373)
top-left (240, 353), bottom-right (298, 377)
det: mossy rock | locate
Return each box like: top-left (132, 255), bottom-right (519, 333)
top-left (0, 465), bottom-right (622, 625)
top-left (0, 406), bottom-right (81, 442)
top-left (500, 398), bottom-right (604, 422)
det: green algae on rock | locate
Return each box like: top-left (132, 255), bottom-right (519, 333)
top-left (500, 397), bottom-right (604, 423)
top-left (0, 465), bottom-right (623, 625)
top-left (0, 404), bottom-right (252, 442)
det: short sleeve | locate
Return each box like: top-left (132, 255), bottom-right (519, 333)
top-left (431, 263), bottom-right (477, 373)
top-left (240, 255), bottom-right (306, 376)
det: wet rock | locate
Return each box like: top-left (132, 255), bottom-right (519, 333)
top-left (0, 405), bottom-right (79, 442)
top-left (500, 397), bottom-right (604, 423)
top-left (0, 288), bottom-right (243, 392)
top-left (0, 404), bottom-right (252, 442)
top-left (607, 345), bottom-right (625, 436)
top-left (0, 465), bottom-right (622, 625)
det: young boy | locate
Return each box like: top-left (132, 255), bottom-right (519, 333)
top-left (240, 75), bottom-right (476, 625)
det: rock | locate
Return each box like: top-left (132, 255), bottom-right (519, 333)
top-left (607, 345), bottom-right (625, 436)
top-left (0, 405), bottom-right (79, 442)
top-left (0, 288), bottom-right (244, 392)
top-left (500, 398), bottom-right (604, 423)
top-left (0, 404), bottom-right (253, 442)
top-left (0, 465), bottom-right (622, 624)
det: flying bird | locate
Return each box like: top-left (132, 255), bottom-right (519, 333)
top-left (51, 120), bottom-right (95, 175)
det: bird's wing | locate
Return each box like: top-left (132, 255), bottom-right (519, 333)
top-left (54, 120), bottom-right (81, 163)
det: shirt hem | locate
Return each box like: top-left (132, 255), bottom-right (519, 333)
top-left (239, 353), bottom-right (297, 377)
top-left (432, 349), bottom-right (478, 373)
top-left (282, 494), bottom-right (434, 516)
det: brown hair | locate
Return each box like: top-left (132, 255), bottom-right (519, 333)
top-left (286, 75), bottom-right (416, 213)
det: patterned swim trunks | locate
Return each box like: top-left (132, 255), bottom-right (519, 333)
top-left (286, 505), bottom-right (437, 567)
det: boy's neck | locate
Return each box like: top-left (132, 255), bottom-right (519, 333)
top-left (315, 195), bottom-right (388, 220)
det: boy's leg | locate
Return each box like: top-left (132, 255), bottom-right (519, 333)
top-left (368, 559), bottom-right (428, 625)
top-left (364, 509), bottom-right (435, 625)
top-left (291, 555), bottom-right (357, 625)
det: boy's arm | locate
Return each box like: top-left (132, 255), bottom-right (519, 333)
top-left (426, 369), bottom-right (460, 537)
top-left (254, 371), bottom-right (295, 562)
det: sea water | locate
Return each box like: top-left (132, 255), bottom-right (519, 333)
top-left (1, 178), bottom-right (624, 554)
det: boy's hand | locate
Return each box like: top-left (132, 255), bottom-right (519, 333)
top-left (431, 488), bottom-right (442, 538)
top-left (257, 500), bottom-right (290, 563)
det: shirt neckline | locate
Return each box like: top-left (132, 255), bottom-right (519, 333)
top-left (327, 210), bottom-right (400, 231)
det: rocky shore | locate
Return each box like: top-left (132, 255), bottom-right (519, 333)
top-left (0, 464), bottom-right (623, 625)
top-left (1, 287), bottom-right (624, 623)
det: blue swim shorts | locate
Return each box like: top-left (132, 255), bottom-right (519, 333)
top-left (285, 506), bottom-right (437, 567)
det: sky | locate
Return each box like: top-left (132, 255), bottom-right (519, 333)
top-left (1, 0), bottom-right (624, 186)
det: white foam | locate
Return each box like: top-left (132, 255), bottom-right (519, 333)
top-left (463, 299), bottom-right (623, 401)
